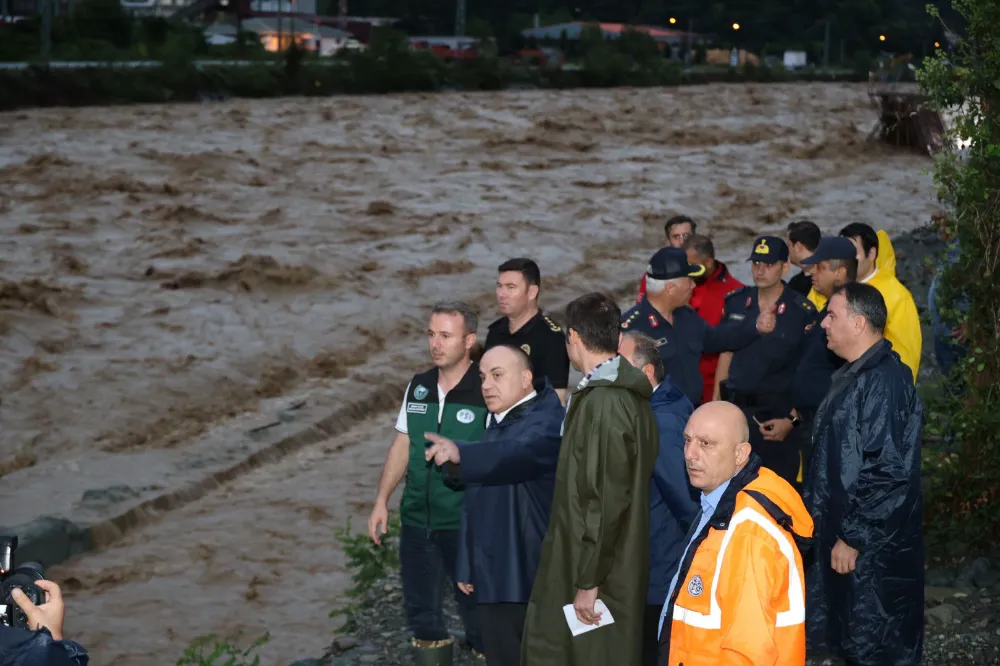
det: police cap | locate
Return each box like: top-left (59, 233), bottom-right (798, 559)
top-left (748, 236), bottom-right (789, 264)
top-left (647, 247), bottom-right (707, 280)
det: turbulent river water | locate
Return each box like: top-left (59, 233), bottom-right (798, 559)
top-left (0, 83), bottom-right (938, 665)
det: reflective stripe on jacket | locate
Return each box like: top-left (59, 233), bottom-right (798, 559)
top-left (662, 461), bottom-right (813, 666)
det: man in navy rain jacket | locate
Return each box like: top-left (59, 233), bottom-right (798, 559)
top-left (425, 344), bottom-right (563, 666)
top-left (620, 331), bottom-right (699, 666)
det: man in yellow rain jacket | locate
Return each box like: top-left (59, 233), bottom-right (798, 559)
top-left (657, 401), bottom-right (814, 666)
top-left (839, 223), bottom-right (922, 380)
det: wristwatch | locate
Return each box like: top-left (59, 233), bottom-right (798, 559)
top-left (789, 412), bottom-right (801, 428)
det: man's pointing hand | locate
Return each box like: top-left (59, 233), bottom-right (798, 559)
top-left (424, 432), bottom-right (461, 466)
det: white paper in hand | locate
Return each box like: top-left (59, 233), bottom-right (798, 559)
top-left (562, 599), bottom-right (616, 637)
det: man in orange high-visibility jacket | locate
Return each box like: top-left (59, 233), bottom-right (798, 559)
top-left (657, 401), bottom-right (814, 666)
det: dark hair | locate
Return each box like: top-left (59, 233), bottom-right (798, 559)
top-left (623, 331), bottom-right (665, 383)
top-left (431, 300), bottom-right (478, 335)
top-left (839, 223), bottom-right (880, 259)
top-left (787, 220), bottom-right (821, 252)
top-left (833, 282), bottom-right (887, 334)
top-left (665, 215), bottom-right (696, 237)
top-left (683, 234), bottom-right (715, 259)
top-left (498, 258), bottom-right (541, 288)
top-left (827, 257), bottom-right (859, 282)
top-left (565, 292), bottom-right (620, 354)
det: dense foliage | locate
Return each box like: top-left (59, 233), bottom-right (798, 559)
top-left (918, 0), bottom-right (1000, 551)
top-left (0, 25), bottom-right (863, 111)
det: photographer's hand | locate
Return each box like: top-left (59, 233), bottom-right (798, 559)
top-left (11, 580), bottom-right (65, 640)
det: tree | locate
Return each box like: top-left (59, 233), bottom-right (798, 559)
top-left (918, 0), bottom-right (1000, 550)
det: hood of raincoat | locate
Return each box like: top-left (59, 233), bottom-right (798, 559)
top-left (875, 229), bottom-right (896, 277)
top-left (584, 355), bottom-right (654, 399)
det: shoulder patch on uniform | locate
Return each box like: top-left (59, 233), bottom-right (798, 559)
top-left (724, 285), bottom-right (748, 301)
top-left (543, 315), bottom-right (562, 333)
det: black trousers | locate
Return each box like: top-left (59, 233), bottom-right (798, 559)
top-left (642, 604), bottom-right (663, 666)
top-left (477, 603), bottom-right (527, 666)
top-left (737, 402), bottom-right (801, 487)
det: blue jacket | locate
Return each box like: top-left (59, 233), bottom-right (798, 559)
top-left (451, 384), bottom-right (563, 604)
top-left (0, 627), bottom-right (88, 666)
top-left (646, 379), bottom-right (699, 605)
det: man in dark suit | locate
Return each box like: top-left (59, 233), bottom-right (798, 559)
top-left (425, 345), bottom-right (564, 666)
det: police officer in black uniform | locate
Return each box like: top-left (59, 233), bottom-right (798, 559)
top-left (621, 247), bottom-right (768, 406)
top-left (718, 236), bottom-right (815, 485)
top-left (787, 237), bottom-right (858, 474)
top-left (484, 258), bottom-right (570, 402)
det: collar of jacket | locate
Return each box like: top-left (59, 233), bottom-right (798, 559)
top-left (651, 378), bottom-right (688, 409)
top-left (705, 454), bottom-right (764, 530)
top-left (711, 261), bottom-right (730, 282)
top-left (836, 338), bottom-right (893, 380)
top-left (493, 381), bottom-right (558, 428)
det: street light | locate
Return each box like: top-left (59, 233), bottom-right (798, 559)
top-left (879, 34), bottom-right (886, 42)
top-left (934, 41), bottom-right (941, 48)
top-left (669, 17), bottom-right (677, 24)
top-left (732, 22), bottom-right (740, 30)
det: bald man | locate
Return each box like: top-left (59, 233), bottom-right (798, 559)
top-left (656, 402), bottom-right (815, 666)
top-left (425, 345), bottom-right (564, 666)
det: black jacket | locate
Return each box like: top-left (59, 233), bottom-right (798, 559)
top-left (803, 339), bottom-right (924, 666)
top-left (0, 626), bottom-right (88, 666)
top-left (452, 384), bottom-right (563, 603)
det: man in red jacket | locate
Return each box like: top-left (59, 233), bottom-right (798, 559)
top-left (684, 234), bottom-right (744, 404)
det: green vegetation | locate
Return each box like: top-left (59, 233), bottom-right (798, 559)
top-left (0, 25), bottom-right (863, 111)
top-left (918, 0), bottom-right (1000, 552)
top-left (176, 632), bottom-right (270, 666)
top-left (328, 512), bottom-right (402, 634)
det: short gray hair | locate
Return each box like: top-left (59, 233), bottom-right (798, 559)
top-left (622, 331), bottom-right (665, 383)
top-left (431, 301), bottom-right (478, 335)
top-left (645, 276), bottom-right (686, 295)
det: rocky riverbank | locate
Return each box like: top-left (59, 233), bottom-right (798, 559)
top-left (294, 225), bottom-right (1000, 666)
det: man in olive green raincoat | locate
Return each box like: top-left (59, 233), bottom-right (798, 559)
top-left (521, 292), bottom-right (659, 666)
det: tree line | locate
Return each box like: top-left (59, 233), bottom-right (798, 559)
top-left (332, 0), bottom-right (963, 65)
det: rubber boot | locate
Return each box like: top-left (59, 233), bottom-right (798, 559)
top-left (412, 637), bottom-right (455, 666)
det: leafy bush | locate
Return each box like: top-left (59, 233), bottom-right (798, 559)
top-left (328, 512), bottom-right (402, 633)
top-left (917, 0), bottom-right (1000, 552)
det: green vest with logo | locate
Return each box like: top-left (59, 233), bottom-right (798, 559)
top-left (401, 364), bottom-right (487, 530)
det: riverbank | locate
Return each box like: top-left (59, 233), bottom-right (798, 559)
top-left (0, 56), bottom-right (864, 112)
top-left (295, 225), bottom-right (1000, 666)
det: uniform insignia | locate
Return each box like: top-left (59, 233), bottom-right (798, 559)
top-left (621, 310), bottom-right (640, 330)
top-left (755, 239), bottom-right (770, 255)
top-left (745, 296), bottom-right (752, 308)
top-left (804, 323), bottom-right (815, 333)
top-left (655, 337), bottom-right (667, 347)
top-left (521, 343), bottom-right (531, 355)
top-left (544, 316), bottom-right (562, 332)
top-left (456, 408), bottom-right (476, 424)
top-left (687, 575), bottom-right (704, 597)
top-left (801, 300), bottom-right (815, 311)
top-left (413, 385), bottom-right (429, 400)
top-left (407, 403), bottom-right (428, 414)
top-left (648, 315), bottom-right (659, 328)
top-left (777, 303), bottom-right (786, 315)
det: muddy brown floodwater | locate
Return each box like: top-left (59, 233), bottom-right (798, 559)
top-left (0, 83), bottom-right (938, 665)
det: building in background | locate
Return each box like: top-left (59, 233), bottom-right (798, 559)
top-left (520, 21), bottom-right (701, 57)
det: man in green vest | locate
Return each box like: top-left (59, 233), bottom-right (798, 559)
top-left (368, 301), bottom-right (488, 659)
